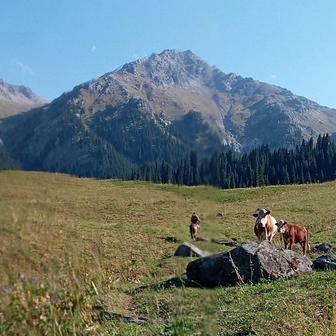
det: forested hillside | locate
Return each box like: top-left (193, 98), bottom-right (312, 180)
top-left (135, 134), bottom-right (336, 188)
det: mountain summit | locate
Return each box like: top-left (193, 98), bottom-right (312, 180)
top-left (0, 79), bottom-right (45, 119)
top-left (1, 50), bottom-right (336, 177)
top-left (65, 49), bottom-right (336, 150)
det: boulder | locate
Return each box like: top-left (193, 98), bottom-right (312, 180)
top-left (174, 242), bottom-right (212, 258)
top-left (186, 240), bottom-right (312, 287)
top-left (314, 243), bottom-right (333, 254)
top-left (313, 255), bottom-right (336, 270)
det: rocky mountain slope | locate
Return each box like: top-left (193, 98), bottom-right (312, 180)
top-left (0, 79), bottom-right (45, 119)
top-left (1, 50), bottom-right (336, 177)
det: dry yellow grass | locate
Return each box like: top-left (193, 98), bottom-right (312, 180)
top-left (0, 170), bottom-right (335, 335)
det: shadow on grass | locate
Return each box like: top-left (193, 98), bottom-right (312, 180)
top-left (210, 238), bottom-right (240, 246)
top-left (132, 276), bottom-right (191, 294)
top-left (160, 236), bottom-right (181, 243)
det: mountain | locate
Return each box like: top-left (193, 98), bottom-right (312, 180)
top-left (0, 79), bottom-right (46, 119)
top-left (1, 49), bottom-right (336, 178)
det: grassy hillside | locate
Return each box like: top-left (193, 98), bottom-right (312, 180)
top-left (0, 171), bottom-right (335, 335)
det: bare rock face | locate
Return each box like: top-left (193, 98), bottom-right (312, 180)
top-left (174, 242), bottom-right (212, 258)
top-left (186, 241), bottom-right (312, 287)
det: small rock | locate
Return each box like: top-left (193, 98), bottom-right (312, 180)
top-left (93, 306), bottom-right (149, 325)
top-left (0, 287), bottom-right (11, 295)
top-left (174, 242), bottom-right (212, 258)
top-left (216, 212), bottom-right (224, 217)
top-left (313, 255), bottom-right (336, 270)
top-left (314, 243), bottom-right (333, 254)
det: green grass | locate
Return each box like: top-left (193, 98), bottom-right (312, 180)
top-left (0, 170), bottom-right (335, 335)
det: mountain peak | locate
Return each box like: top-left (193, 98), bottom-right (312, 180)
top-left (0, 79), bottom-right (46, 118)
top-left (109, 49), bottom-right (212, 91)
top-left (149, 49), bottom-right (204, 63)
top-left (0, 79), bottom-right (45, 105)
top-left (120, 49), bottom-right (204, 69)
top-left (157, 49), bottom-right (196, 57)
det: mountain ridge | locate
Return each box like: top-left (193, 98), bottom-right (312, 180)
top-left (0, 79), bottom-right (46, 119)
top-left (1, 49), bottom-right (336, 177)
top-left (57, 49), bottom-right (336, 150)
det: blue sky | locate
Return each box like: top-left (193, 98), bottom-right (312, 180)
top-left (1, 0), bottom-right (335, 107)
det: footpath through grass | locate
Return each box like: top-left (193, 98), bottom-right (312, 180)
top-left (0, 171), bottom-right (335, 335)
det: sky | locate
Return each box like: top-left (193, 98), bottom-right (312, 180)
top-left (1, 0), bottom-right (335, 107)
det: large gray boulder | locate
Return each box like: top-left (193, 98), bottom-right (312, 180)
top-left (174, 242), bottom-right (212, 258)
top-left (186, 240), bottom-right (312, 287)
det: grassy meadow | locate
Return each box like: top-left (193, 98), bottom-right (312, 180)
top-left (0, 170), bottom-right (336, 335)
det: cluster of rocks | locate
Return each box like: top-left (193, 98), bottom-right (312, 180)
top-left (313, 243), bottom-right (335, 270)
top-left (174, 240), bottom-right (335, 287)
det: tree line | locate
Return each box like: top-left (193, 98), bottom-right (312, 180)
top-left (131, 134), bottom-right (336, 188)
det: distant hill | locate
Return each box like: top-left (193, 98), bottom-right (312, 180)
top-left (1, 50), bottom-right (336, 177)
top-left (0, 79), bottom-right (46, 119)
